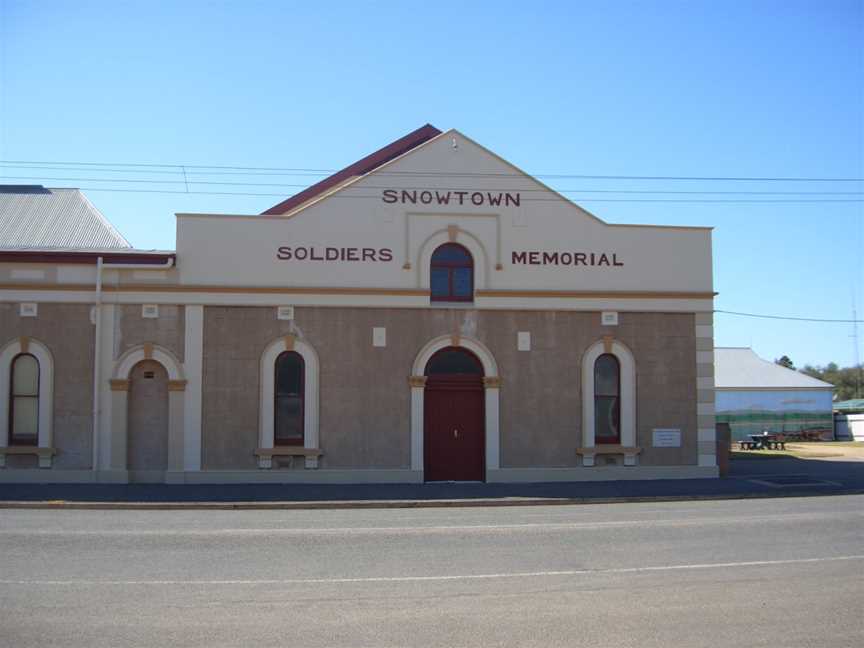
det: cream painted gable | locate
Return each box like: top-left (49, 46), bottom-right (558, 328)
top-left (175, 129), bottom-right (713, 299)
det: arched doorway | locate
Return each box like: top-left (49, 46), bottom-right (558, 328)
top-left (127, 360), bottom-right (169, 482)
top-left (423, 346), bottom-right (485, 481)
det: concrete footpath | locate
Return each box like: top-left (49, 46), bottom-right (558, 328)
top-left (1, 455), bottom-right (863, 509)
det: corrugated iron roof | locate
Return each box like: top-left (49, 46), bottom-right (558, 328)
top-left (714, 347), bottom-right (834, 390)
top-left (0, 186), bottom-right (131, 250)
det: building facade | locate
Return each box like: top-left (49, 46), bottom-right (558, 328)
top-left (0, 126), bottom-right (718, 483)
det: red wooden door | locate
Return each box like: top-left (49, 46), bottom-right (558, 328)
top-left (424, 377), bottom-right (485, 481)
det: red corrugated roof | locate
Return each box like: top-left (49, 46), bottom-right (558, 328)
top-left (261, 124), bottom-right (442, 215)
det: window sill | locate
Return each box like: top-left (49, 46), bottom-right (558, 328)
top-left (576, 446), bottom-right (641, 467)
top-left (428, 301), bottom-right (477, 309)
top-left (255, 447), bottom-right (323, 470)
top-left (0, 446), bottom-right (56, 468)
top-left (255, 447), bottom-right (323, 458)
top-left (576, 446), bottom-right (641, 455)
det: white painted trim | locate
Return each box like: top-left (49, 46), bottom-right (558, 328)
top-left (258, 337), bottom-right (320, 469)
top-left (0, 290), bottom-right (715, 313)
top-left (695, 325), bottom-right (714, 338)
top-left (697, 376), bottom-right (715, 390)
top-left (417, 229), bottom-right (489, 291)
top-left (695, 315), bottom-right (715, 465)
top-left (412, 335), bottom-right (499, 377)
top-left (0, 338), bottom-right (54, 461)
top-left (697, 351), bottom-right (714, 364)
top-left (96, 305), bottom-right (116, 470)
top-left (113, 345), bottom-right (184, 381)
top-left (697, 428), bottom-right (716, 442)
top-left (183, 305), bottom-right (203, 471)
top-left (409, 386), bottom-right (425, 471)
top-left (410, 335), bottom-right (501, 477)
top-left (581, 339), bottom-right (636, 455)
top-left (474, 297), bottom-right (715, 313)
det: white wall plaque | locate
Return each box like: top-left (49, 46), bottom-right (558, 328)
top-left (601, 311), bottom-right (619, 326)
top-left (517, 331), bottom-right (531, 351)
top-left (19, 302), bottom-right (38, 317)
top-left (373, 327), bottom-right (386, 347)
top-left (142, 304), bottom-right (159, 319)
top-left (277, 306), bottom-right (294, 320)
top-left (653, 429), bottom-right (682, 447)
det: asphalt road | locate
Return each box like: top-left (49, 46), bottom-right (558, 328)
top-left (1, 496), bottom-right (862, 648)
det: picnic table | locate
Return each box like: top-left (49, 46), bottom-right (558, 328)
top-left (739, 433), bottom-right (786, 451)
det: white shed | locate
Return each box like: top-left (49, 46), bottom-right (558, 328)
top-left (714, 348), bottom-right (834, 441)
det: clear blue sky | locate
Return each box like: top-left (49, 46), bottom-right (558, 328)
top-left (1, 0), bottom-right (862, 369)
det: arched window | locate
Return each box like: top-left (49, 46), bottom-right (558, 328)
top-left (594, 354), bottom-right (620, 444)
top-left (430, 243), bottom-right (474, 302)
top-left (274, 351), bottom-right (304, 446)
top-left (9, 353), bottom-right (39, 446)
top-left (424, 346), bottom-right (484, 376)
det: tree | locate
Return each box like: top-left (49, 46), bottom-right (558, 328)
top-left (800, 363), bottom-right (863, 401)
top-left (775, 355), bottom-right (795, 369)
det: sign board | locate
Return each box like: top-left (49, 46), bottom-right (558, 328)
top-left (652, 429), bottom-right (682, 447)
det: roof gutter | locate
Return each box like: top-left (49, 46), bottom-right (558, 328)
top-left (0, 250), bottom-right (176, 265)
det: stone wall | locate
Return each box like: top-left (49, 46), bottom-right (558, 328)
top-left (117, 304), bottom-right (185, 362)
top-left (201, 306), bottom-right (697, 470)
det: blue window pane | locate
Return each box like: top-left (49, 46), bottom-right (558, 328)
top-left (431, 244), bottom-right (471, 264)
top-left (275, 395), bottom-right (303, 442)
top-left (594, 354), bottom-right (619, 396)
top-left (431, 268), bottom-right (450, 296)
top-left (452, 267), bottom-right (472, 297)
top-left (595, 396), bottom-right (619, 441)
top-left (275, 352), bottom-right (303, 395)
top-left (425, 348), bottom-right (483, 375)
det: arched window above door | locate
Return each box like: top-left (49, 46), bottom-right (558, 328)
top-left (430, 243), bottom-right (474, 302)
top-left (424, 347), bottom-right (483, 376)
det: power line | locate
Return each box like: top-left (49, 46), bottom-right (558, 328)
top-left (1, 159), bottom-right (862, 182)
top-left (2, 174), bottom-right (863, 196)
top-left (54, 186), bottom-right (864, 203)
top-left (715, 310), bottom-right (864, 323)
